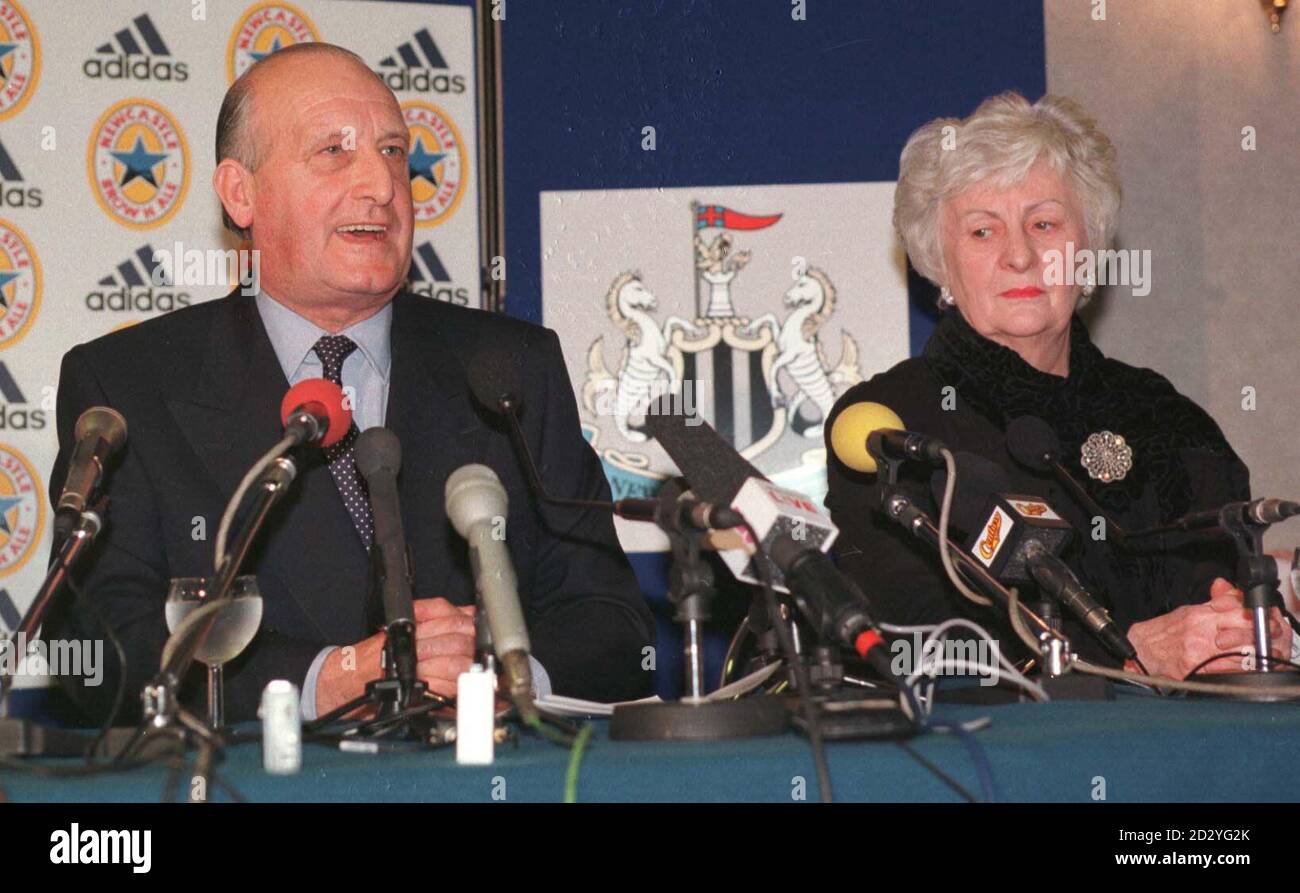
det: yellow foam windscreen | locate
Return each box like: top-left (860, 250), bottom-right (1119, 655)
top-left (829, 401), bottom-right (906, 473)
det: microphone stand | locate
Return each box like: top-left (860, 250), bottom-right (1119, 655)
top-left (873, 455), bottom-right (1084, 698)
top-left (610, 522), bottom-right (790, 741)
top-left (1185, 509), bottom-right (1300, 699)
top-left (116, 457), bottom-right (299, 795)
top-left (487, 393), bottom-right (787, 738)
top-left (0, 500), bottom-right (120, 757)
top-left (305, 548), bottom-right (451, 746)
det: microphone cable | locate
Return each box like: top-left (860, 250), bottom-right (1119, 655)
top-left (214, 433), bottom-right (296, 572)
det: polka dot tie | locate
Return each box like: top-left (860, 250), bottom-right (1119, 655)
top-left (313, 335), bottom-right (373, 552)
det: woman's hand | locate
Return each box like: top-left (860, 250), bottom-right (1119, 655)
top-left (1124, 578), bottom-right (1291, 679)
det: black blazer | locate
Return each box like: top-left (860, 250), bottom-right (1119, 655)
top-left (46, 289), bottom-right (655, 723)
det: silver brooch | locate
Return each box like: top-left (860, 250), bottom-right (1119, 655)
top-left (1080, 431), bottom-right (1133, 482)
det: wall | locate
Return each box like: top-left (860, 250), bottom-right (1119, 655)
top-left (1045, 0), bottom-right (1300, 551)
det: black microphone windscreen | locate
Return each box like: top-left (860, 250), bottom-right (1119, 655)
top-left (467, 347), bottom-right (522, 415)
top-left (354, 427), bottom-right (402, 479)
top-left (931, 451), bottom-right (1016, 531)
top-left (642, 395), bottom-right (764, 503)
top-left (1006, 415), bottom-right (1060, 472)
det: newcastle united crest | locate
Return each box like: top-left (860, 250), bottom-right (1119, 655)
top-left (541, 183), bottom-right (910, 550)
top-left (581, 202), bottom-right (863, 494)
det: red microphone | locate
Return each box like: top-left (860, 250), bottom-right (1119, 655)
top-left (279, 378), bottom-right (352, 447)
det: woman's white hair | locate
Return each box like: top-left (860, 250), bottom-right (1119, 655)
top-left (893, 92), bottom-right (1121, 302)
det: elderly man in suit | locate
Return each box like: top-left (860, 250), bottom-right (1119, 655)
top-left (47, 42), bottom-right (654, 724)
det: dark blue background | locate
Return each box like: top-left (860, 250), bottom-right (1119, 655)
top-left (497, 0), bottom-right (1046, 357)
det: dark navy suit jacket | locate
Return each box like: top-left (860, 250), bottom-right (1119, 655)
top-left (46, 289), bottom-right (654, 723)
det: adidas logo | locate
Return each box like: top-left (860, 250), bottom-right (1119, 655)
top-left (85, 244), bottom-right (192, 313)
top-left (407, 242), bottom-right (471, 306)
top-left (0, 140), bottom-right (42, 209)
top-left (83, 14), bottom-right (189, 81)
top-left (0, 360), bottom-right (48, 431)
top-left (375, 28), bottom-right (466, 94)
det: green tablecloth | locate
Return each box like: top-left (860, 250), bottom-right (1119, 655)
top-left (6, 695), bottom-right (1300, 802)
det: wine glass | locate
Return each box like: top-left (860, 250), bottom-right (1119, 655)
top-left (164, 576), bottom-right (263, 729)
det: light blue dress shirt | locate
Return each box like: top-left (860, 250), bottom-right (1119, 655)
top-left (256, 291), bottom-right (391, 719)
top-left (253, 291), bottom-right (550, 719)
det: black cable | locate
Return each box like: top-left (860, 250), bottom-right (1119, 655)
top-left (526, 711), bottom-right (583, 747)
top-left (1182, 649), bottom-right (1300, 678)
top-left (63, 572), bottom-right (129, 762)
top-left (1134, 656), bottom-right (1151, 677)
top-left (1183, 651), bottom-right (1249, 679)
top-left (894, 740), bottom-right (977, 803)
top-left (0, 748), bottom-right (181, 779)
top-left (210, 768), bottom-right (247, 803)
top-left (161, 751), bottom-right (183, 803)
top-left (740, 520), bottom-right (833, 804)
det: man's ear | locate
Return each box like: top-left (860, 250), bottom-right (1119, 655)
top-left (213, 159), bottom-right (255, 233)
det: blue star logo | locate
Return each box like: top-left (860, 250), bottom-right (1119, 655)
top-left (111, 136), bottom-right (170, 189)
top-left (408, 137), bottom-right (446, 187)
top-left (0, 43), bottom-right (14, 83)
top-left (0, 494), bottom-right (21, 538)
top-left (249, 35), bottom-right (285, 63)
top-left (0, 269), bottom-right (20, 310)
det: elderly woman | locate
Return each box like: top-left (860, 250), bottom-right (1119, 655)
top-left (826, 92), bottom-right (1288, 679)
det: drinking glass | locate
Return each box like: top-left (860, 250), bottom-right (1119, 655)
top-left (164, 576), bottom-right (263, 729)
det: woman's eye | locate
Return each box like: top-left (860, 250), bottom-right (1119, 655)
top-left (972, 227), bottom-right (992, 238)
top-left (322, 145), bottom-right (342, 156)
top-left (1033, 220), bottom-right (1056, 231)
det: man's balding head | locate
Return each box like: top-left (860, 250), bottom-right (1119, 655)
top-left (211, 42), bottom-right (415, 330)
top-left (216, 43), bottom-right (392, 238)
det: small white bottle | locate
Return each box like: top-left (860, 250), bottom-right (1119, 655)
top-left (456, 663), bottom-right (496, 765)
top-left (259, 680), bottom-right (302, 775)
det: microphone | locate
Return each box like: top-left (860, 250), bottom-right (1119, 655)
top-left (829, 401), bottom-right (947, 474)
top-left (466, 344), bottom-right (524, 418)
top-left (644, 478), bottom-right (747, 534)
top-left (1164, 498), bottom-right (1300, 534)
top-left (1005, 415), bottom-right (1133, 543)
top-left (1023, 541), bottom-right (1137, 661)
top-left (932, 452), bottom-right (1074, 585)
top-left (279, 378), bottom-right (352, 448)
top-left (54, 407), bottom-right (128, 545)
top-left (1003, 415), bottom-right (1060, 474)
top-left (464, 349), bottom-right (741, 531)
top-left (768, 536), bottom-right (892, 674)
top-left (641, 400), bottom-right (892, 668)
top-left (354, 428), bottom-right (419, 694)
top-left (445, 463), bottom-right (536, 719)
top-left (937, 453), bottom-right (1137, 662)
top-left (641, 402), bottom-right (837, 593)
